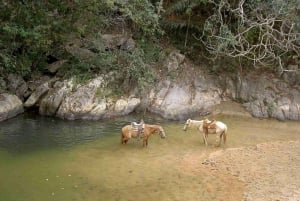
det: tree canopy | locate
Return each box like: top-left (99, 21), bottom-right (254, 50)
top-left (0, 0), bottom-right (299, 78)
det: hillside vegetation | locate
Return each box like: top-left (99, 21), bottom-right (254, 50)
top-left (0, 0), bottom-right (299, 89)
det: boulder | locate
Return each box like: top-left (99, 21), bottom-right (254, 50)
top-left (39, 80), bottom-right (72, 116)
top-left (24, 82), bottom-right (49, 107)
top-left (0, 93), bottom-right (24, 121)
top-left (148, 79), bottom-right (221, 120)
top-left (114, 98), bottom-right (141, 115)
top-left (53, 76), bottom-right (141, 120)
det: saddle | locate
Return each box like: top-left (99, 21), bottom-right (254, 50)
top-left (203, 119), bottom-right (217, 133)
top-left (131, 120), bottom-right (145, 138)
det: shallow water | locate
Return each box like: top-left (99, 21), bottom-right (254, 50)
top-left (0, 112), bottom-right (299, 201)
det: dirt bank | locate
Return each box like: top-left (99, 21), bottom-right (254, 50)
top-left (202, 140), bottom-right (300, 201)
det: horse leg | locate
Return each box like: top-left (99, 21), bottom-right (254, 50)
top-left (143, 136), bottom-right (146, 147)
top-left (215, 133), bottom-right (221, 147)
top-left (202, 132), bottom-right (208, 146)
top-left (223, 131), bottom-right (226, 144)
top-left (121, 132), bottom-right (130, 145)
top-left (143, 139), bottom-right (148, 147)
top-left (121, 138), bottom-right (129, 144)
top-left (121, 133), bottom-right (125, 144)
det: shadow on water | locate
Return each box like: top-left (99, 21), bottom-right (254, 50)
top-left (0, 111), bottom-right (169, 153)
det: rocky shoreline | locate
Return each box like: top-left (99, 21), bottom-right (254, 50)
top-left (0, 51), bottom-right (299, 122)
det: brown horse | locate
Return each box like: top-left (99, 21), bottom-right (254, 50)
top-left (121, 124), bottom-right (166, 147)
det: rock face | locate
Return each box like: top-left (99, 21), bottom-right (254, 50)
top-left (0, 93), bottom-right (24, 121)
top-left (224, 74), bottom-right (300, 120)
top-left (39, 80), bottom-right (73, 116)
top-left (0, 46), bottom-right (299, 121)
top-left (148, 79), bottom-right (221, 120)
top-left (39, 77), bottom-right (141, 120)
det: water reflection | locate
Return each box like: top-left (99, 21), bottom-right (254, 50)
top-left (0, 112), bottom-right (169, 153)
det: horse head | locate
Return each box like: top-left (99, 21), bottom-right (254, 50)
top-left (158, 126), bottom-right (166, 138)
top-left (183, 119), bottom-right (191, 131)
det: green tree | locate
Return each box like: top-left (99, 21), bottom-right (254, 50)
top-left (0, 1), bottom-right (76, 76)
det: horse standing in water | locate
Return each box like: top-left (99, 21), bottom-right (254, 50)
top-left (121, 124), bottom-right (166, 147)
top-left (183, 118), bottom-right (227, 147)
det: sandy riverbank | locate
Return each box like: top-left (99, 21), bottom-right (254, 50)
top-left (201, 140), bottom-right (300, 201)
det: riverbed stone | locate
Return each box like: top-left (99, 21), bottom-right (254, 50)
top-left (39, 80), bottom-right (72, 116)
top-left (114, 98), bottom-right (141, 115)
top-left (0, 93), bottom-right (24, 121)
top-left (56, 83), bottom-right (100, 120)
top-left (24, 82), bottom-right (50, 108)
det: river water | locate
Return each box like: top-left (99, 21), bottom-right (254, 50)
top-left (0, 112), bottom-right (299, 201)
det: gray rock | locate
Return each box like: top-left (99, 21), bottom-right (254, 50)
top-left (39, 81), bottom-right (71, 116)
top-left (114, 98), bottom-right (141, 115)
top-left (24, 82), bottom-right (50, 108)
top-left (148, 80), bottom-right (221, 120)
top-left (227, 75), bottom-right (300, 120)
top-left (0, 93), bottom-right (24, 121)
top-left (52, 77), bottom-right (141, 120)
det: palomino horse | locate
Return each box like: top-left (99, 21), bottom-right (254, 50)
top-left (121, 124), bottom-right (166, 147)
top-left (183, 118), bottom-right (227, 147)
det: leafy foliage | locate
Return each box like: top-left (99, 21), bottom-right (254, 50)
top-left (0, 0), bottom-right (162, 93)
top-left (115, 0), bottom-right (162, 36)
top-left (1, 0), bottom-right (298, 89)
top-left (0, 1), bottom-right (75, 76)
